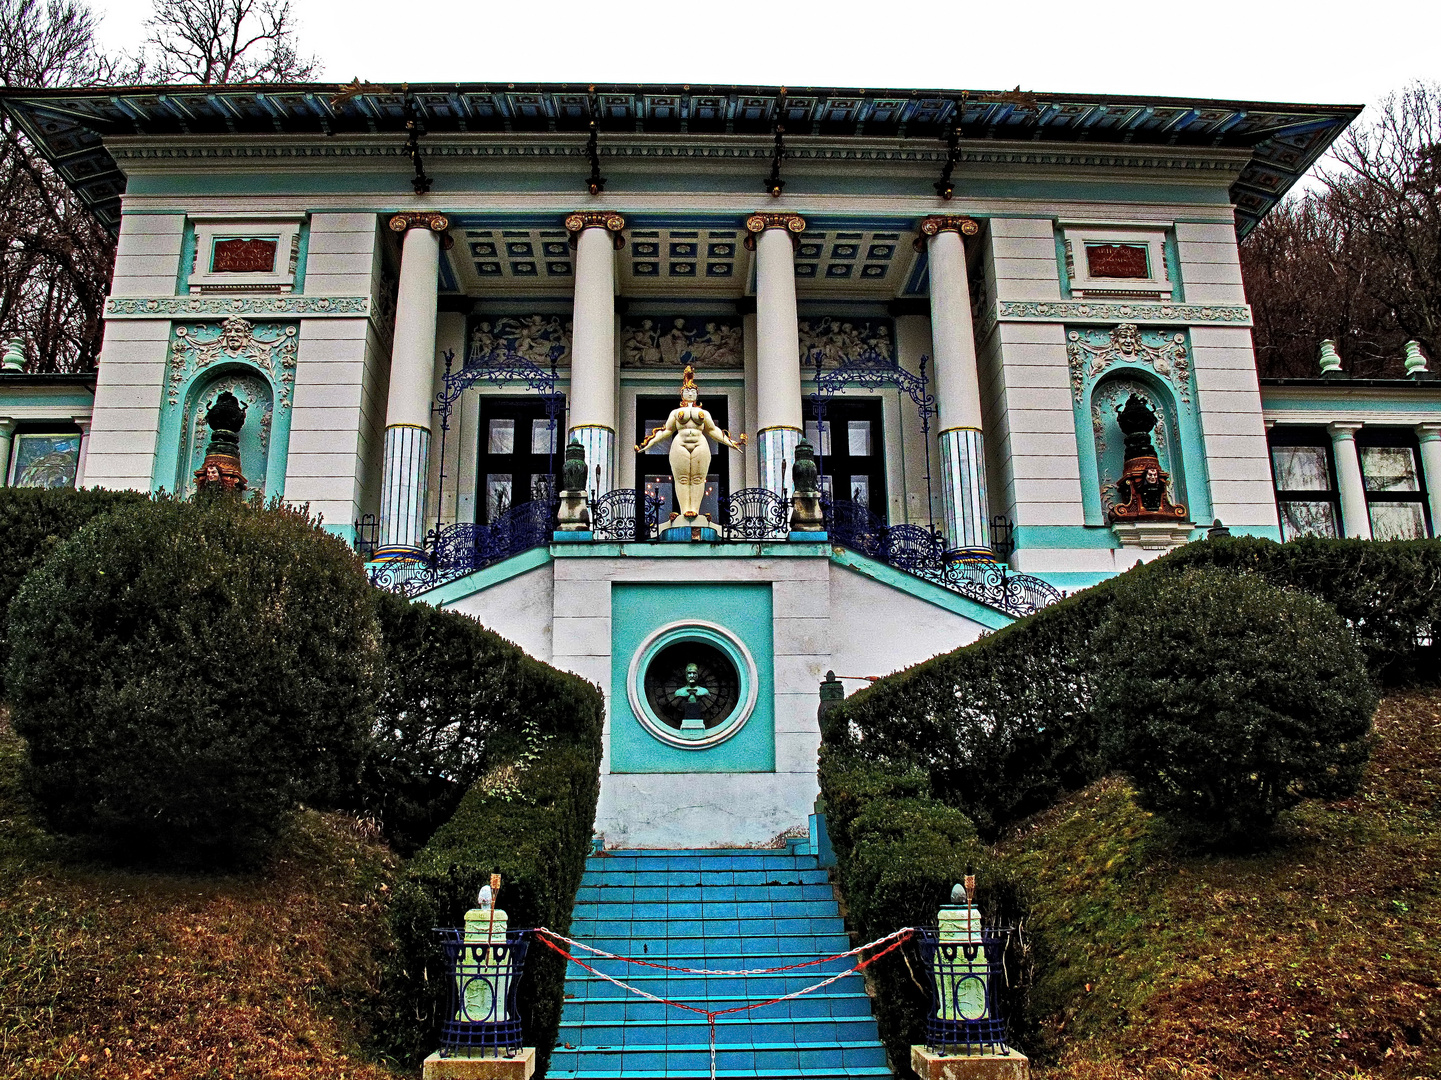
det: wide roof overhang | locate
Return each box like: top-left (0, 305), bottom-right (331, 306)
top-left (0, 81), bottom-right (1361, 234)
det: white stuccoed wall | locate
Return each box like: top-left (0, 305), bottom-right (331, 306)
top-left (441, 549), bottom-right (991, 849)
top-left (1174, 222), bottom-right (1279, 532)
top-left (85, 213), bottom-right (185, 491)
top-left (285, 213), bottom-right (387, 528)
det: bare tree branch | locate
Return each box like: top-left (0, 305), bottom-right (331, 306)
top-left (0, 0), bottom-right (117, 371)
top-left (1242, 81), bottom-right (1441, 379)
top-left (138, 0), bottom-right (319, 85)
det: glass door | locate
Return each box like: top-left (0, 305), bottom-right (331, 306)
top-left (804, 398), bottom-right (887, 521)
top-left (476, 396), bottom-right (564, 523)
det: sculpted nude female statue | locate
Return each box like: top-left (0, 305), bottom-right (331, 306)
top-left (635, 366), bottom-right (746, 521)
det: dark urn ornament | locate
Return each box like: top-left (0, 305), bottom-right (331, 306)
top-left (194, 390), bottom-right (249, 494)
top-left (561, 436), bottom-right (588, 494)
top-left (789, 437), bottom-right (825, 532)
top-left (1107, 394), bottom-right (1186, 523)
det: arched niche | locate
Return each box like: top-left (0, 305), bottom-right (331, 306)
top-left (1088, 372), bottom-right (1187, 522)
top-left (179, 366), bottom-right (275, 498)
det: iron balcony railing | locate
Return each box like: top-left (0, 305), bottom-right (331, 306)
top-left (362, 493), bottom-right (1061, 618)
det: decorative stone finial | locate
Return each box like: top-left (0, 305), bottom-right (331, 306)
top-left (1404, 340), bottom-right (1430, 377)
top-left (2, 339), bottom-right (26, 372)
top-left (1318, 339), bottom-right (1343, 377)
top-left (790, 437), bottom-right (826, 533)
top-left (556, 436), bottom-right (592, 531)
top-left (562, 436), bottom-right (588, 494)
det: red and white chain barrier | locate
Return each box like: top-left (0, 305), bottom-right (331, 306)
top-left (533, 926), bottom-right (920, 1080)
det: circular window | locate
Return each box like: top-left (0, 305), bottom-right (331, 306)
top-left (627, 621), bottom-right (758, 750)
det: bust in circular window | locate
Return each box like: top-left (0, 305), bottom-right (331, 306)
top-left (643, 641), bottom-right (740, 738)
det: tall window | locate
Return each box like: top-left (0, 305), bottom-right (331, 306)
top-left (1268, 426), bottom-right (1339, 540)
top-left (635, 395), bottom-right (730, 520)
top-left (1358, 428), bottom-right (1432, 540)
top-left (803, 398), bottom-right (886, 519)
top-left (476, 397), bottom-right (563, 523)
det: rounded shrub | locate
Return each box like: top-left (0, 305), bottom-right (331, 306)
top-left (1094, 566), bottom-right (1377, 847)
top-left (7, 494), bottom-right (382, 866)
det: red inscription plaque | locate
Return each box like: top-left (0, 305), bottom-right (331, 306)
top-left (1085, 243), bottom-right (1150, 279)
top-left (212, 237), bottom-right (278, 274)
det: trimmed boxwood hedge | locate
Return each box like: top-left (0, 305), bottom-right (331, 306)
top-left (374, 743), bottom-right (602, 1073)
top-left (1161, 536), bottom-right (1441, 687)
top-left (820, 535), bottom-right (1428, 1059)
top-left (361, 590), bottom-right (603, 854)
top-left (0, 486), bottom-right (147, 697)
top-left (7, 494), bottom-right (380, 867)
top-left (1096, 566), bottom-right (1377, 846)
top-left (364, 595), bottom-right (604, 1072)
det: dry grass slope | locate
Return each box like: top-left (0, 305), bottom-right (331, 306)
top-left (1003, 690), bottom-right (1441, 1080)
top-left (0, 721), bottom-right (406, 1080)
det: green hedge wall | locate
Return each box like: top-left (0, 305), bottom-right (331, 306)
top-left (819, 535), bottom-right (1433, 1063)
top-left (363, 590), bottom-right (604, 854)
top-left (1161, 536), bottom-right (1441, 687)
top-left (368, 599), bottom-right (603, 1074)
top-left (0, 486), bottom-right (147, 697)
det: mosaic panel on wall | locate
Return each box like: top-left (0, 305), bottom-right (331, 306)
top-left (9, 433), bottom-right (80, 488)
top-left (622, 317), bottom-right (742, 369)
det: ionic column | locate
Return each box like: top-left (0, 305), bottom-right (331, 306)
top-left (72, 415), bottom-right (91, 488)
top-left (378, 211), bottom-right (448, 557)
top-left (565, 211), bottom-right (626, 496)
top-left (745, 212), bottom-right (806, 496)
top-left (1327, 421), bottom-right (1371, 540)
top-left (922, 215), bottom-right (989, 554)
top-left (1417, 424), bottom-right (1441, 537)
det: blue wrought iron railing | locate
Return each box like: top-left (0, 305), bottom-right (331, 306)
top-left (590, 487), bottom-right (668, 542)
top-left (368, 499), bottom-right (555, 598)
top-left (822, 498), bottom-right (1063, 618)
top-left (716, 486), bottom-right (790, 540)
top-left (364, 493), bottom-right (1060, 617)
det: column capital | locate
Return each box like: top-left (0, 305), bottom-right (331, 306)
top-left (745, 212), bottom-right (806, 235)
top-left (915, 215), bottom-right (979, 251)
top-left (565, 211), bottom-right (627, 248)
top-left (1327, 420), bottom-right (1364, 438)
top-left (1416, 422), bottom-right (1441, 441)
top-left (744, 212), bottom-right (805, 250)
top-left (388, 211), bottom-right (450, 234)
top-left (71, 414), bottom-right (91, 432)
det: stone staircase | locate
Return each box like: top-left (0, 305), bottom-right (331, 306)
top-left (547, 845), bottom-right (890, 1080)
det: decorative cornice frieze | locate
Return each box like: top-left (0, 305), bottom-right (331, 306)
top-left (388, 211), bottom-right (449, 233)
top-left (564, 211), bottom-right (627, 248)
top-left (105, 295), bottom-right (372, 319)
top-left (991, 300), bottom-right (1252, 327)
top-left (916, 215), bottom-right (980, 250)
top-left (107, 138), bottom-right (1253, 181)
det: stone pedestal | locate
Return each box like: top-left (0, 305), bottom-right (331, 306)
top-left (423, 1047), bottom-right (536, 1080)
top-left (912, 1045), bottom-right (1029, 1080)
top-left (1111, 521), bottom-right (1195, 551)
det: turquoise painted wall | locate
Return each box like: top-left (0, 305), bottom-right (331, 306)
top-left (610, 582), bottom-right (775, 774)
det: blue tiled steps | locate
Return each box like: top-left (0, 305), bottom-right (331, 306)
top-left (548, 846), bottom-right (890, 1079)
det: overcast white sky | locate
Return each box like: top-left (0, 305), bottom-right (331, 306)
top-left (91, 0), bottom-right (1437, 112)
